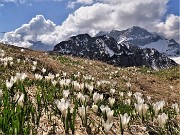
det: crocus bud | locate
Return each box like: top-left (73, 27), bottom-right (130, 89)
top-left (63, 90), bottom-right (70, 99)
top-left (110, 89), bottom-right (115, 96)
top-left (42, 68), bottom-right (46, 73)
top-left (171, 103), bottom-right (179, 114)
top-left (157, 113), bottom-right (168, 127)
top-left (108, 97), bottom-right (115, 107)
top-left (18, 93), bottom-right (24, 107)
top-left (120, 113), bottom-right (130, 129)
top-left (102, 119), bottom-right (113, 133)
top-left (92, 104), bottom-right (98, 113)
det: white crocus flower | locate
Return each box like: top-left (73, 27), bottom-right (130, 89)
top-left (80, 95), bottom-right (86, 104)
top-left (20, 73), bottom-right (27, 81)
top-left (100, 94), bottom-right (104, 101)
top-left (52, 80), bottom-right (57, 86)
top-left (10, 61), bottom-right (13, 66)
top-left (124, 99), bottom-right (131, 105)
top-left (65, 79), bottom-right (71, 86)
top-left (153, 100), bottom-right (165, 116)
top-left (157, 113), bottom-right (168, 127)
top-left (18, 93), bottom-right (24, 107)
top-left (80, 83), bottom-right (84, 91)
top-left (108, 97), bottom-right (115, 107)
top-left (10, 76), bottom-right (17, 83)
top-left (134, 92), bottom-right (143, 98)
top-left (35, 74), bottom-right (43, 80)
top-left (135, 103), bottom-right (142, 115)
top-left (63, 90), bottom-right (70, 99)
top-left (33, 61), bottom-right (37, 66)
top-left (110, 89), bottom-right (115, 96)
top-left (100, 105), bottom-right (105, 113)
top-left (23, 60), bottom-right (26, 64)
top-left (42, 68), bottom-right (46, 73)
top-left (92, 104), bottom-right (98, 113)
top-left (171, 103), bottom-right (179, 114)
top-left (153, 104), bottom-right (161, 116)
top-left (100, 105), bottom-right (110, 114)
top-left (106, 109), bottom-right (114, 122)
top-left (77, 92), bottom-right (83, 99)
top-left (48, 73), bottom-right (55, 80)
top-left (78, 105), bottom-right (87, 120)
top-left (127, 91), bottom-right (132, 97)
top-left (170, 85), bottom-right (173, 90)
top-left (135, 103), bottom-right (149, 118)
top-left (93, 92), bottom-right (102, 104)
top-left (32, 66), bottom-right (36, 71)
top-left (6, 80), bottom-right (13, 89)
top-left (126, 82), bottom-right (131, 88)
top-left (77, 92), bottom-right (86, 104)
top-left (102, 120), bottom-right (113, 133)
top-left (3, 62), bottom-right (7, 67)
top-left (56, 98), bottom-right (69, 117)
top-left (17, 59), bottom-right (21, 63)
top-left (87, 84), bottom-right (93, 95)
top-left (73, 81), bottom-right (81, 91)
top-left (0, 89), bottom-right (3, 98)
top-left (96, 81), bottom-right (101, 87)
top-left (14, 93), bottom-right (25, 107)
top-left (15, 73), bottom-right (21, 80)
top-left (59, 79), bottom-right (65, 86)
top-left (147, 96), bottom-right (151, 101)
top-left (120, 113), bottom-right (130, 129)
top-left (142, 104), bottom-right (149, 116)
top-left (20, 49), bottom-right (24, 52)
top-left (85, 95), bottom-right (90, 102)
top-left (119, 92), bottom-right (124, 97)
top-left (136, 96), bottom-right (144, 104)
top-left (55, 73), bottom-right (60, 78)
top-left (62, 72), bottom-right (67, 77)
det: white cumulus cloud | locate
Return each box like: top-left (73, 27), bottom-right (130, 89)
top-left (154, 14), bottom-right (179, 43)
top-left (56, 0), bottom-right (170, 40)
top-left (68, 0), bottom-right (94, 8)
top-left (2, 15), bottom-right (56, 48)
top-left (1, 0), bottom-right (179, 50)
top-left (0, 0), bottom-right (26, 4)
top-left (77, 0), bottom-right (93, 4)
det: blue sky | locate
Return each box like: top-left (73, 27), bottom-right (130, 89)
top-left (0, 0), bottom-right (178, 33)
top-left (0, 0), bottom-right (75, 34)
top-left (0, 0), bottom-right (179, 46)
top-left (167, 0), bottom-right (179, 15)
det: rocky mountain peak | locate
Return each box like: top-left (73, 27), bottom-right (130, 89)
top-left (53, 33), bottom-right (177, 70)
top-left (95, 26), bottom-right (180, 63)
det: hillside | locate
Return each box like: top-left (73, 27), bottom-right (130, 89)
top-left (0, 43), bottom-right (179, 135)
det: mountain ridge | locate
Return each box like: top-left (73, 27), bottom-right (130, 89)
top-left (53, 33), bottom-right (177, 70)
top-left (96, 26), bottom-right (180, 57)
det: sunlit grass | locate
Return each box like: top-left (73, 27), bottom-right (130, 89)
top-left (0, 45), bottom-right (179, 134)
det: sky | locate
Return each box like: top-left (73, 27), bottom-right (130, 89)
top-left (0, 0), bottom-right (179, 48)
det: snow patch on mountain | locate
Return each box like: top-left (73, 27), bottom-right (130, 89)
top-left (105, 45), bottom-right (114, 57)
top-left (151, 59), bottom-right (159, 71)
top-left (141, 39), bottom-right (175, 56)
top-left (141, 39), bottom-right (180, 64)
top-left (169, 57), bottom-right (180, 65)
top-left (96, 26), bottom-right (180, 64)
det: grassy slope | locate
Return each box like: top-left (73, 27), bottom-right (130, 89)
top-left (1, 43), bottom-right (179, 103)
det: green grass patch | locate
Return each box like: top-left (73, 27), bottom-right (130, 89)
top-left (152, 66), bottom-right (180, 80)
top-left (57, 56), bottom-right (81, 65)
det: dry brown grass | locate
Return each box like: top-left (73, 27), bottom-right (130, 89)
top-left (0, 43), bottom-right (180, 134)
top-left (1, 43), bottom-right (179, 104)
